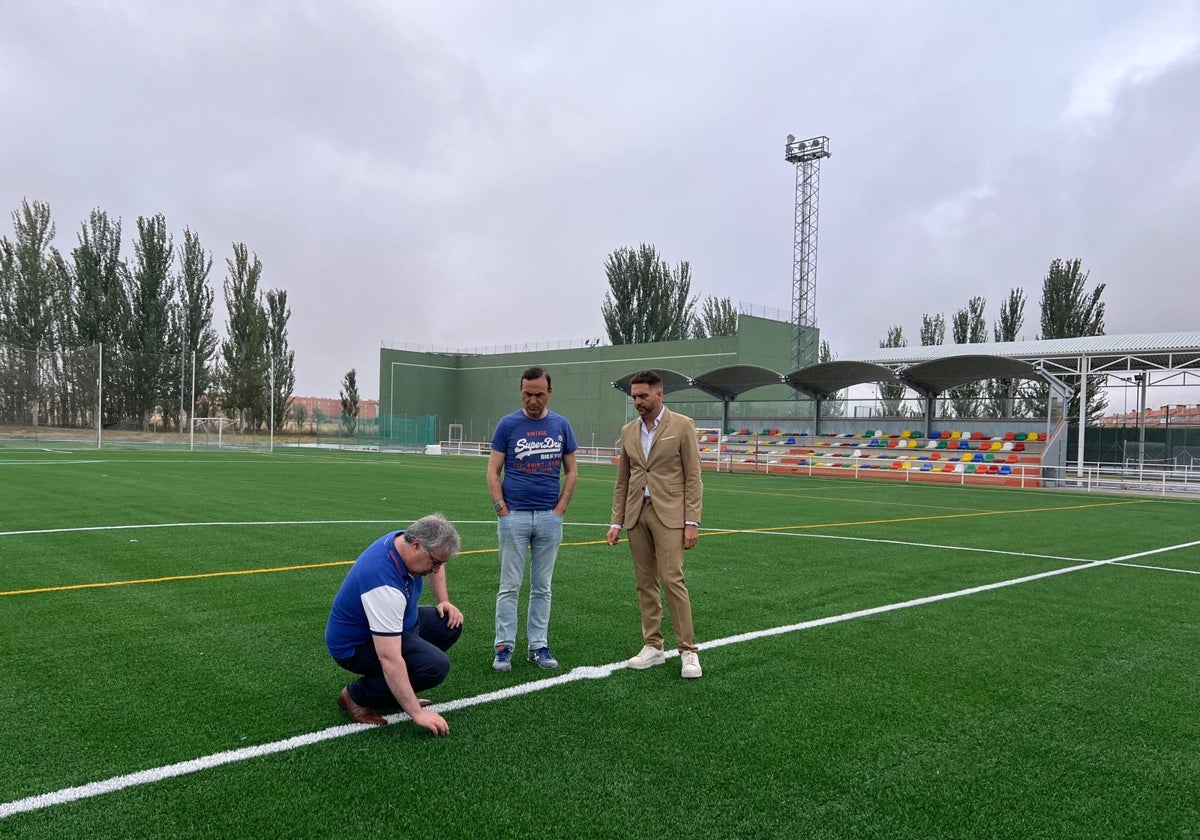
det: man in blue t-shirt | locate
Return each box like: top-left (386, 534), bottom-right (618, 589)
top-left (487, 365), bottom-right (578, 672)
top-left (325, 513), bottom-right (464, 735)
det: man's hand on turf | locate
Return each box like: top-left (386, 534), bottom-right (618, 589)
top-left (412, 709), bottom-right (450, 736)
top-left (437, 600), bottom-right (463, 628)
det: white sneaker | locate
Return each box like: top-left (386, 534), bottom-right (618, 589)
top-left (680, 651), bottom-right (702, 679)
top-left (626, 645), bottom-right (666, 669)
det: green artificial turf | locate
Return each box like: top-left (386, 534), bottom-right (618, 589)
top-left (1, 448), bottom-right (1198, 838)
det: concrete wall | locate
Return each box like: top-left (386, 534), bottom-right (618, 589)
top-left (378, 315), bottom-right (799, 446)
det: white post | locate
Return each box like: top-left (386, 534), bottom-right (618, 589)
top-left (1138, 372), bottom-right (1148, 481)
top-left (1075, 355), bottom-right (1088, 477)
top-left (189, 351), bottom-right (196, 451)
top-left (179, 344), bottom-right (185, 440)
top-left (268, 342), bottom-right (275, 454)
top-left (96, 343), bottom-right (103, 450)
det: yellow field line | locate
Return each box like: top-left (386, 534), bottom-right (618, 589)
top-left (699, 498), bottom-right (1141, 537)
top-left (0, 499), bottom-right (1137, 597)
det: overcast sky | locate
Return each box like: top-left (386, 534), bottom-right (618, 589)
top-left (3, 1), bottom-right (1198, 403)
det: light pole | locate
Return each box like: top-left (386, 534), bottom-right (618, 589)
top-left (784, 133), bottom-right (831, 374)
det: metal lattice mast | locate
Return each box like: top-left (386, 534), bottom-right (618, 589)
top-left (785, 134), bottom-right (831, 371)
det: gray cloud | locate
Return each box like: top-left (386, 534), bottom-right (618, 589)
top-left (2, 0), bottom-right (1197, 405)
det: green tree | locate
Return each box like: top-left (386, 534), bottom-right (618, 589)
top-left (291, 401), bottom-right (308, 433)
top-left (692, 296), bottom-right (738, 338)
top-left (168, 228), bottom-right (220, 429)
top-left (948, 296), bottom-right (987, 418)
top-left (601, 244), bottom-right (696, 344)
top-left (919, 313), bottom-right (945, 347)
top-left (340, 368), bottom-right (360, 437)
top-left (127, 214), bottom-right (176, 430)
top-left (220, 243), bottom-right (266, 430)
top-left (987, 287), bottom-right (1026, 417)
top-left (1020, 258), bottom-right (1108, 422)
top-left (70, 208), bottom-right (131, 426)
top-left (819, 339), bottom-right (844, 417)
top-left (263, 288), bottom-right (295, 432)
top-left (0, 200), bottom-right (70, 424)
top-left (877, 325), bottom-right (906, 416)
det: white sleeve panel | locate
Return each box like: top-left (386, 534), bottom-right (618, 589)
top-left (360, 585), bottom-right (409, 634)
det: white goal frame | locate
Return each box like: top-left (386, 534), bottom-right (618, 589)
top-left (191, 416), bottom-right (234, 450)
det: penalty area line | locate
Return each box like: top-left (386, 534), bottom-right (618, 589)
top-left (4, 537), bottom-right (1198, 820)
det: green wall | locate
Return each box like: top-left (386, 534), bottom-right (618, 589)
top-left (378, 315), bottom-right (804, 446)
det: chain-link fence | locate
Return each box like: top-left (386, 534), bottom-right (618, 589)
top-left (0, 342), bottom-right (255, 449)
top-left (1073, 424), bottom-right (1200, 467)
top-left (314, 414), bottom-right (436, 450)
top-left (0, 342), bottom-right (100, 444)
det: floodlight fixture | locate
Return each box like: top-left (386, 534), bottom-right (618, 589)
top-left (785, 134), bottom-right (831, 164)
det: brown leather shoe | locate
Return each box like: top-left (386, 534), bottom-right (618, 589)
top-left (338, 686), bottom-right (387, 726)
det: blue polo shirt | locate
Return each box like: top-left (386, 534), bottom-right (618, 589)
top-left (325, 531), bottom-right (423, 660)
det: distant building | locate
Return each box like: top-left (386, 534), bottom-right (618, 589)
top-left (1099, 404), bottom-right (1200, 427)
top-left (290, 396), bottom-right (378, 421)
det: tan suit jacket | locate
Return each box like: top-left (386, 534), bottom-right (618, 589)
top-left (611, 408), bottom-right (703, 530)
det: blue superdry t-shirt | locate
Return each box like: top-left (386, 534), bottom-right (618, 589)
top-left (325, 531), bottom-right (423, 660)
top-left (491, 409), bottom-right (578, 510)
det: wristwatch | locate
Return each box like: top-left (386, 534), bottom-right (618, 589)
top-left (493, 500), bottom-right (505, 512)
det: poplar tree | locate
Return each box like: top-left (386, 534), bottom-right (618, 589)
top-left (949, 296), bottom-right (987, 418)
top-left (1020, 259), bottom-right (1107, 422)
top-left (987, 288), bottom-right (1026, 417)
top-left (263, 288), bottom-right (295, 432)
top-left (340, 368), bottom-right (360, 437)
top-left (693, 296), bottom-right (738, 339)
top-left (169, 228), bottom-right (219, 422)
top-left (0, 200), bottom-right (68, 424)
top-left (127, 214), bottom-right (175, 429)
top-left (71, 209), bottom-right (131, 426)
top-left (221, 242), bottom-right (266, 430)
top-left (819, 339), bottom-right (845, 417)
top-left (601, 244), bottom-right (696, 344)
top-left (877, 325), bottom-right (907, 416)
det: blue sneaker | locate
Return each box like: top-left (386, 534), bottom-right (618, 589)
top-left (492, 645), bottom-right (513, 672)
top-left (527, 647), bottom-right (559, 669)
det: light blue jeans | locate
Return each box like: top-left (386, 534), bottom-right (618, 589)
top-left (495, 509), bottom-right (563, 650)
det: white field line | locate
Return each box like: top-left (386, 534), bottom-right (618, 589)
top-left (3, 537), bottom-right (1198, 820)
top-left (745, 528), bottom-right (1200, 576)
top-left (745, 528), bottom-right (1086, 564)
top-left (0, 520), bottom-right (505, 538)
top-left (1117, 562), bottom-right (1200, 575)
top-left (6, 521), bottom-right (1196, 577)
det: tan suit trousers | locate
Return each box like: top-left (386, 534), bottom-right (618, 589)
top-left (627, 496), bottom-right (696, 653)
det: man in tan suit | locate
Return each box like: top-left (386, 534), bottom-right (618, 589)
top-left (606, 370), bottom-right (704, 679)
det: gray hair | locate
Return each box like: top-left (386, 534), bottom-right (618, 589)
top-left (403, 513), bottom-right (461, 559)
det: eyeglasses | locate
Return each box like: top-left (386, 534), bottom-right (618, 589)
top-left (415, 540), bottom-right (449, 570)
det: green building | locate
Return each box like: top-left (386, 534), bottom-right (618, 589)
top-left (378, 315), bottom-right (804, 448)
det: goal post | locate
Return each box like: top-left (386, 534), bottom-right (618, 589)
top-left (191, 417), bottom-right (234, 450)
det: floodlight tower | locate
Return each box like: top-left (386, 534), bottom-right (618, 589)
top-left (784, 134), bottom-right (831, 371)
